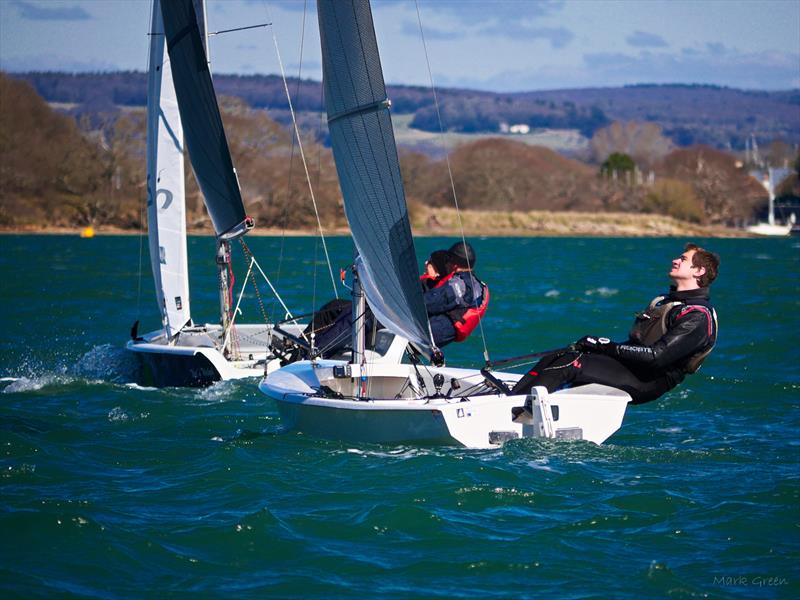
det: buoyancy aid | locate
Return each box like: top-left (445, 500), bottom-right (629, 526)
top-left (420, 271), bottom-right (489, 342)
top-left (629, 294), bottom-right (718, 373)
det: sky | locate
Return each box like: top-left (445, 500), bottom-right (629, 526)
top-left (0, 0), bottom-right (798, 92)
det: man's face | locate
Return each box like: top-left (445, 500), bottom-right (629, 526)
top-left (425, 261), bottom-right (439, 278)
top-left (669, 249), bottom-right (700, 283)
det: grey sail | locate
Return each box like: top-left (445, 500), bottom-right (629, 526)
top-left (160, 0), bottom-right (249, 239)
top-left (317, 0), bottom-right (434, 356)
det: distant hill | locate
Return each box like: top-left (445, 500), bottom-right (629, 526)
top-left (514, 84), bottom-right (800, 150)
top-left (9, 72), bottom-right (799, 151)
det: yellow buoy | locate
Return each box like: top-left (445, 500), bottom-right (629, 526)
top-left (80, 226), bottom-right (95, 238)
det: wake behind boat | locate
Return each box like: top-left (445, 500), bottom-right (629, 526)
top-left (258, 0), bottom-right (631, 448)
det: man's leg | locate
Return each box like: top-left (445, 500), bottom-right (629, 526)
top-left (512, 352), bottom-right (672, 404)
top-left (299, 299), bottom-right (353, 358)
top-left (305, 299), bottom-right (352, 337)
top-left (511, 351), bottom-right (582, 395)
top-left (573, 356), bottom-right (673, 404)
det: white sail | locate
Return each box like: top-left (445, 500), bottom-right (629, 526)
top-left (147, 0), bottom-right (191, 338)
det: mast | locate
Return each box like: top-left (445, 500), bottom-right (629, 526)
top-left (767, 168), bottom-right (776, 227)
top-left (351, 268), bottom-right (366, 366)
top-left (193, 0), bottom-right (232, 350)
top-left (217, 238), bottom-right (234, 354)
top-left (160, 0), bottom-right (254, 356)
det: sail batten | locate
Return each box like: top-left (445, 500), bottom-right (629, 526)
top-left (318, 0), bottom-right (433, 355)
top-left (160, 0), bottom-right (248, 239)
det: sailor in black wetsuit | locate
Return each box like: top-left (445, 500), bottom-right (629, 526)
top-left (511, 243), bottom-right (720, 405)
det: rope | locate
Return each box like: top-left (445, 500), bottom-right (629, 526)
top-left (414, 1), bottom-right (491, 364)
top-left (263, 2), bottom-right (338, 300)
top-left (228, 252), bottom-right (241, 358)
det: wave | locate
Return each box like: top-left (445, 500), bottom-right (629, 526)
top-left (584, 286), bottom-right (618, 297)
top-left (2, 374), bottom-right (70, 394)
top-left (124, 382), bottom-right (157, 391)
top-left (72, 343), bottom-right (139, 382)
top-left (1, 343), bottom-right (140, 393)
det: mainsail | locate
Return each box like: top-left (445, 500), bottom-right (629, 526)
top-left (160, 0), bottom-right (249, 239)
top-left (147, 0), bottom-right (190, 337)
top-left (318, 0), bottom-right (435, 356)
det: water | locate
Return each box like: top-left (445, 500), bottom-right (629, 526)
top-left (1, 234), bottom-right (798, 598)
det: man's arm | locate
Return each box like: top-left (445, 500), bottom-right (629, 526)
top-left (423, 275), bottom-right (468, 315)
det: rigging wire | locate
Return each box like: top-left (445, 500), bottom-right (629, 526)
top-left (136, 3), bottom-right (157, 323)
top-left (413, 0), bottom-right (491, 365)
top-left (311, 235), bottom-right (320, 353)
top-left (136, 184), bottom-right (146, 320)
top-left (311, 81), bottom-right (329, 347)
top-left (272, 0), bottom-right (307, 325)
top-left (239, 239), bottom-right (271, 329)
top-left (262, 1), bottom-right (339, 301)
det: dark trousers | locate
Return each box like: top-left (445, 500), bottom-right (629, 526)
top-left (307, 300), bottom-right (458, 358)
top-left (510, 351), bottom-right (674, 405)
top-left (305, 299), bottom-right (377, 358)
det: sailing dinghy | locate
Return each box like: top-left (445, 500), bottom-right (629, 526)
top-left (258, 0), bottom-right (630, 448)
top-left (127, 0), bottom-right (304, 387)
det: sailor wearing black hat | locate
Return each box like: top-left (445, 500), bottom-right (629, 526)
top-left (300, 240), bottom-right (489, 359)
top-left (422, 240), bottom-right (489, 347)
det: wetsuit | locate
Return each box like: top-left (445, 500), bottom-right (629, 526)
top-left (511, 288), bottom-right (717, 404)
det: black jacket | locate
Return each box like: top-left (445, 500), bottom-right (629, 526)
top-left (616, 288), bottom-right (717, 386)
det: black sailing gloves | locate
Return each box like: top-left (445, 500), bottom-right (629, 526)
top-left (431, 349), bottom-right (445, 367)
top-left (573, 335), bottom-right (619, 356)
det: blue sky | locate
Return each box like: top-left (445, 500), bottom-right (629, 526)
top-left (1, 0), bottom-right (798, 92)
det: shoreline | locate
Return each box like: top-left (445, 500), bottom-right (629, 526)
top-left (0, 210), bottom-right (756, 238)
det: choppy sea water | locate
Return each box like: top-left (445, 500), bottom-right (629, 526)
top-left (1, 234), bottom-right (798, 598)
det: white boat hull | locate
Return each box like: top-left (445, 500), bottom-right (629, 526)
top-left (746, 222), bottom-right (792, 236)
top-left (260, 361), bottom-right (631, 448)
top-left (127, 323), bottom-right (303, 387)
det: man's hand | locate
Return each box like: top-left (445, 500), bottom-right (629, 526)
top-left (573, 335), bottom-right (618, 355)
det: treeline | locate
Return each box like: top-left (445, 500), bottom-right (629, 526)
top-left (402, 139), bottom-right (771, 226)
top-left (12, 72), bottom-right (799, 149)
top-left (1, 73), bottom-right (792, 233)
top-left (0, 74), bottom-right (344, 231)
top-left (0, 74), bottom-right (143, 229)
